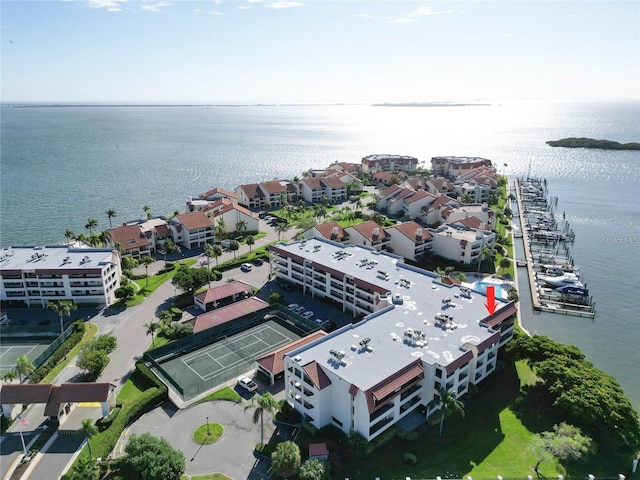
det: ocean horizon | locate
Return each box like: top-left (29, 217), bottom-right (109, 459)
top-left (1, 100), bottom-right (639, 411)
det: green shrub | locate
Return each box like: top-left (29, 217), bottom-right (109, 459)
top-left (402, 452), bottom-right (418, 464)
top-left (95, 406), bottom-right (121, 432)
top-left (301, 420), bottom-right (319, 436)
top-left (404, 430), bottom-right (418, 441)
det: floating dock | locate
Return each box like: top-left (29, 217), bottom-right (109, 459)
top-left (513, 178), bottom-right (596, 318)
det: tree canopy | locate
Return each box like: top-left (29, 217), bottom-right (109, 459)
top-left (124, 433), bottom-right (185, 480)
top-left (271, 440), bottom-right (301, 477)
top-left (507, 332), bottom-right (640, 450)
top-left (171, 266), bottom-right (211, 294)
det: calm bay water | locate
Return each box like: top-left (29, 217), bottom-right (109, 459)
top-left (1, 101), bottom-right (639, 410)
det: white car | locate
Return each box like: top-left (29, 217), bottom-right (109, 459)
top-left (302, 311), bottom-right (314, 319)
top-left (241, 263), bottom-right (252, 272)
top-left (287, 303), bottom-right (299, 310)
top-left (295, 306), bottom-right (306, 314)
top-left (237, 377), bottom-right (258, 393)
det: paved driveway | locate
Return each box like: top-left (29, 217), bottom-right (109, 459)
top-left (114, 400), bottom-right (277, 479)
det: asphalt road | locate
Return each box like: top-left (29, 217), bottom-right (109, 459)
top-left (2, 214), bottom-right (361, 479)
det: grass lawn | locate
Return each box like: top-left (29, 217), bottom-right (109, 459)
top-left (40, 322), bottom-right (98, 384)
top-left (193, 423), bottom-right (224, 444)
top-left (189, 386), bottom-right (242, 406)
top-left (326, 360), bottom-right (626, 480)
top-left (125, 259), bottom-right (197, 306)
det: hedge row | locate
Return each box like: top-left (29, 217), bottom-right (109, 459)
top-left (89, 385), bottom-right (167, 460)
top-left (30, 320), bottom-right (86, 383)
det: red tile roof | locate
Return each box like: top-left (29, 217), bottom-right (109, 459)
top-left (309, 443), bottom-right (329, 457)
top-left (387, 221), bottom-right (432, 242)
top-left (199, 187), bottom-right (238, 200)
top-left (482, 302), bottom-right (518, 329)
top-left (0, 384), bottom-right (52, 404)
top-left (303, 361), bottom-right (332, 390)
top-left (188, 297), bottom-right (270, 333)
top-left (313, 221), bottom-right (347, 241)
top-left (404, 191), bottom-right (434, 204)
top-left (302, 177), bottom-right (323, 189)
top-left (175, 211), bottom-right (214, 231)
top-left (321, 176), bottom-right (345, 189)
top-left (260, 181), bottom-right (288, 194)
top-left (239, 183), bottom-right (264, 200)
top-left (107, 225), bottom-right (149, 251)
top-left (350, 221), bottom-right (389, 242)
top-left (194, 280), bottom-right (254, 304)
top-left (454, 216), bottom-right (485, 230)
top-left (256, 331), bottom-right (326, 376)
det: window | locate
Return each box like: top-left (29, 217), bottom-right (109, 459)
top-left (332, 417), bottom-right (343, 427)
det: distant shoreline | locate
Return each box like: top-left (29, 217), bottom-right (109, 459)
top-left (372, 102), bottom-right (492, 107)
top-left (546, 137), bottom-right (640, 150)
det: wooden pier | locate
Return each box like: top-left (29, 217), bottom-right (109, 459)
top-left (513, 178), bottom-right (595, 319)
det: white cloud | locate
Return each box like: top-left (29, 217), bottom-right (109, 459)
top-left (356, 13), bottom-right (374, 20)
top-left (141, 1), bottom-right (172, 12)
top-left (388, 5), bottom-right (453, 24)
top-left (208, 10), bottom-right (224, 15)
top-left (247, 0), bottom-right (263, 3)
top-left (264, 1), bottom-right (303, 9)
top-left (238, 5), bottom-right (250, 9)
top-left (87, 0), bottom-right (127, 12)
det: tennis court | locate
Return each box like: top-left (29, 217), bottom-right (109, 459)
top-left (0, 342), bottom-right (51, 375)
top-left (156, 318), bottom-right (303, 399)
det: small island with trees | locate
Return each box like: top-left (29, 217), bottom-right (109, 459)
top-left (546, 137), bottom-right (640, 150)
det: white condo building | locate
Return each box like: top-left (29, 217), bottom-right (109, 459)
top-left (269, 238), bottom-right (517, 441)
top-left (0, 246), bottom-right (122, 306)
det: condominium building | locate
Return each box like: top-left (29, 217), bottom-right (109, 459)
top-left (269, 238), bottom-right (516, 441)
top-left (431, 156), bottom-right (493, 178)
top-left (361, 154), bottom-right (419, 174)
top-left (0, 246), bottom-right (121, 306)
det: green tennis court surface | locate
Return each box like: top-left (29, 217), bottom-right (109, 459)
top-left (157, 319), bottom-right (302, 399)
top-left (0, 342), bottom-right (51, 374)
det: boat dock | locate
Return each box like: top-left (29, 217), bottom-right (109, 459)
top-left (513, 178), bottom-right (596, 318)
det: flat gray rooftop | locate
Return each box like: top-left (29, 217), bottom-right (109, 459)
top-left (279, 238), bottom-right (508, 391)
top-left (0, 245), bottom-right (115, 271)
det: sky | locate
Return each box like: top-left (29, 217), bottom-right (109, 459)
top-left (1, 0), bottom-right (638, 104)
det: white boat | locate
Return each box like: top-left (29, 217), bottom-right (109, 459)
top-left (537, 272), bottom-right (583, 288)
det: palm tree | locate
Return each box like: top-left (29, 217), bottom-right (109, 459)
top-left (211, 244), bottom-right (223, 267)
top-left (428, 387), bottom-right (465, 437)
top-left (15, 356), bottom-right (35, 383)
top-left (477, 244), bottom-right (492, 273)
top-left (235, 219), bottom-right (248, 237)
top-left (246, 235), bottom-right (255, 253)
top-left (215, 218), bottom-right (227, 239)
top-left (204, 243), bottom-right (216, 286)
top-left (144, 321), bottom-right (158, 348)
top-left (80, 418), bottom-right (98, 456)
top-left (157, 310), bottom-right (174, 336)
top-left (64, 229), bottom-right (75, 245)
top-left (85, 218), bottom-right (98, 236)
top-left (275, 222), bottom-right (289, 240)
top-left (105, 209), bottom-right (117, 228)
top-left (229, 240), bottom-right (240, 260)
top-left (244, 392), bottom-right (281, 445)
top-left (499, 257), bottom-right (511, 275)
top-left (1, 370), bottom-right (17, 383)
top-left (142, 204), bottom-right (152, 219)
top-left (140, 255), bottom-right (155, 286)
top-left (47, 300), bottom-right (77, 336)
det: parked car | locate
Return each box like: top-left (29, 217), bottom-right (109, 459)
top-left (237, 376), bottom-right (258, 393)
top-left (294, 306), bottom-right (305, 314)
top-left (241, 263), bottom-right (252, 272)
top-left (302, 311), bottom-right (314, 319)
top-left (288, 303), bottom-right (299, 310)
top-left (252, 258), bottom-right (264, 266)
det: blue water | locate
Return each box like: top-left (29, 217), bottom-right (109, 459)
top-left (1, 101), bottom-right (639, 412)
top-left (473, 281), bottom-right (504, 299)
